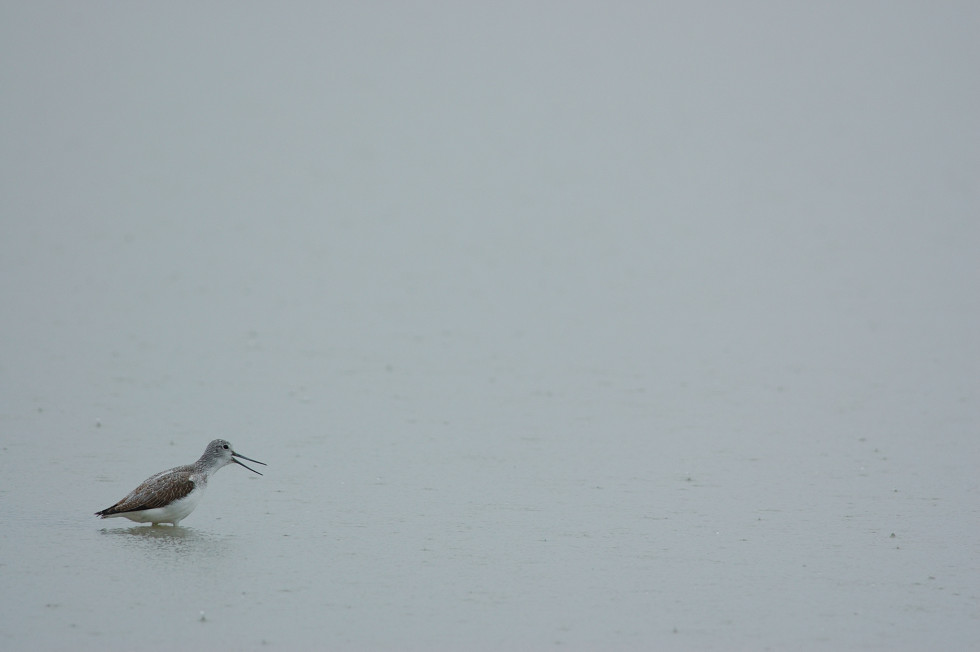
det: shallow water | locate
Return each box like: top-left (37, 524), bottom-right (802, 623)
top-left (3, 353), bottom-right (977, 649)
top-left (2, 3), bottom-right (978, 650)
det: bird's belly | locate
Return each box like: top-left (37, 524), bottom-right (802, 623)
top-left (122, 490), bottom-right (203, 524)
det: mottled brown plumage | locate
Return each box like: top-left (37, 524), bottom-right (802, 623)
top-left (95, 466), bottom-right (197, 516)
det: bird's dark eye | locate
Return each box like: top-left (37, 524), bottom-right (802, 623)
top-left (223, 444), bottom-right (229, 449)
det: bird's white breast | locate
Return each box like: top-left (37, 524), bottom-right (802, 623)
top-left (119, 483), bottom-right (205, 524)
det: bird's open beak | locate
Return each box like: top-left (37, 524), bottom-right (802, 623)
top-left (232, 451), bottom-right (267, 475)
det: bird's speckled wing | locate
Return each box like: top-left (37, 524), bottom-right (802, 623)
top-left (95, 465), bottom-right (196, 516)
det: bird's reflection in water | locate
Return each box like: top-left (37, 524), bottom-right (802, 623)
top-left (104, 524), bottom-right (196, 539)
top-left (99, 525), bottom-right (233, 570)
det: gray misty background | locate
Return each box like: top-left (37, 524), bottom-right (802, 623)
top-left (1, 2), bottom-right (978, 650)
